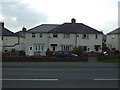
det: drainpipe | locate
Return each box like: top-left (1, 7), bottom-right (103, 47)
top-left (75, 33), bottom-right (77, 47)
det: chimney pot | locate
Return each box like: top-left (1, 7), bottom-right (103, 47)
top-left (71, 18), bottom-right (76, 23)
top-left (22, 27), bottom-right (26, 32)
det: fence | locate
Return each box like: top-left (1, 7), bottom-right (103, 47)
top-left (2, 55), bottom-right (88, 62)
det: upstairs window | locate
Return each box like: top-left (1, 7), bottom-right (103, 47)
top-left (32, 33), bottom-right (35, 37)
top-left (2, 37), bottom-right (3, 40)
top-left (63, 34), bottom-right (70, 39)
top-left (53, 34), bottom-right (58, 38)
top-left (82, 34), bottom-right (89, 39)
top-left (112, 35), bottom-right (114, 39)
top-left (39, 33), bottom-right (43, 38)
top-left (95, 34), bottom-right (98, 39)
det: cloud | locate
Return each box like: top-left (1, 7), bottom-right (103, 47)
top-left (0, 2), bottom-right (48, 31)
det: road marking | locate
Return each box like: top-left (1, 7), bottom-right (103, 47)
top-left (94, 79), bottom-right (120, 81)
top-left (1, 78), bottom-right (59, 81)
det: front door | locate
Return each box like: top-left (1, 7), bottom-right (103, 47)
top-left (29, 46), bottom-right (33, 56)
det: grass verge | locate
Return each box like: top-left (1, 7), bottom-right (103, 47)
top-left (100, 58), bottom-right (120, 63)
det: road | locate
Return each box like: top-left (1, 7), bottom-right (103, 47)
top-left (2, 67), bottom-right (119, 88)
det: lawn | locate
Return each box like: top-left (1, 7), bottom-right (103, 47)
top-left (100, 58), bottom-right (120, 63)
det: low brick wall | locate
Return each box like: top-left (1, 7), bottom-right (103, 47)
top-left (2, 55), bottom-right (88, 62)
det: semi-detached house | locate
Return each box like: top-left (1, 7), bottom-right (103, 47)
top-left (0, 22), bottom-right (26, 52)
top-left (106, 27), bottom-right (120, 51)
top-left (25, 19), bottom-right (103, 56)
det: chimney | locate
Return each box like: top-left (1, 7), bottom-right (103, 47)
top-left (71, 18), bottom-right (76, 23)
top-left (22, 27), bottom-right (26, 32)
top-left (0, 22), bottom-right (4, 28)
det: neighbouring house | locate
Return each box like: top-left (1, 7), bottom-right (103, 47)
top-left (25, 24), bottom-right (59, 56)
top-left (25, 18), bottom-right (103, 56)
top-left (15, 27), bottom-right (26, 51)
top-left (106, 27), bottom-right (120, 51)
top-left (0, 22), bottom-right (26, 52)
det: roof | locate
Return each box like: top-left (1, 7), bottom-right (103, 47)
top-left (15, 31), bottom-right (26, 38)
top-left (107, 27), bottom-right (120, 35)
top-left (0, 27), bottom-right (17, 36)
top-left (27, 24), bottom-right (59, 33)
top-left (49, 23), bottom-right (103, 34)
top-left (0, 22), bottom-right (17, 36)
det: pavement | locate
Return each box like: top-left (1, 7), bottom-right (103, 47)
top-left (1, 57), bottom-right (119, 68)
top-left (2, 62), bottom-right (119, 68)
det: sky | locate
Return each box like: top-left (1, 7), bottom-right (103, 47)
top-left (0, 0), bottom-right (119, 34)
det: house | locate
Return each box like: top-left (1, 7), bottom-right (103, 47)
top-left (0, 22), bottom-right (25, 52)
top-left (48, 18), bottom-right (103, 53)
top-left (25, 24), bottom-right (59, 56)
top-left (25, 18), bottom-right (103, 56)
top-left (106, 27), bottom-right (120, 51)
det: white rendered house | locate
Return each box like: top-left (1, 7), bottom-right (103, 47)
top-left (25, 19), bottom-right (103, 56)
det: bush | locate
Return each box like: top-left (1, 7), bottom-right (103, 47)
top-left (45, 48), bottom-right (53, 56)
top-left (72, 46), bottom-right (84, 55)
top-left (19, 50), bottom-right (25, 56)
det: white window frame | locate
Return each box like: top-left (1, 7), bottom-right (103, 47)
top-left (82, 34), bottom-right (89, 39)
top-left (32, 33), bottom-right (35, 37)
top-left (53, 34), bottom-right (58, 38)
top-left (61, 45), bottom-right (72, 51)
top-left (95, 34), bottom-right (98, 39)
top-left (35, 44), bottom-right (44, 51)
top-left (63, 34), bottom-right (70, 39)
top-left (39, 33), bottom-right (43, 38)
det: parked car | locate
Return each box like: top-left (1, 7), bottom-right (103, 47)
top-left (52, 51), bottom-right (78, 57)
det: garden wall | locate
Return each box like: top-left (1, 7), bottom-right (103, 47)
top-left (2, 55), bottom-right (88, 62)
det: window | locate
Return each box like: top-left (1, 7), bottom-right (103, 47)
top-left (32, 33), bottom-right (35, 37)
top-left (53, 34), bottom-right (58, 38)
top-left (53, 47), bottom-right (56, 51)
top-left (61, 45), bottom-right (72, 51)
top-left (84, 46), bottom-right (87, 51)
top-left (82, 34), bottom-right (89, 39)
top-left (51, 44), bottom-right (58, 51)
top-left (95, 34), bottom-right (98, 39)
top-left (39, 33), bottom-right (43, 38)
top-left (112, 35), bottom-right (114, 39)
top-left (35, 44), bottom-right (44, 51)
top-left (2, 37), bottom-right (3, 40)
top-left (63, 34), bottom-right (70, 38)
top-left (94, 45), bottom-right (101, 51)
top-left (30, 47), bottom-right (32, 50)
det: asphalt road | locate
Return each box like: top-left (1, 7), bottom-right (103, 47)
top-left (2, 67), bottom-right (119, 88)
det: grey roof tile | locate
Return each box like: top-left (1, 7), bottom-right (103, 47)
top-left (27, 24), bottom-right (59, 33)
top-left (49, 23), bottom-right (103, 34)
top-left (0, 27), bottom-right (17, 36)
top-left (107, 27), bottom-right (120, 35)
top-left (0, 22), bottom-right (17, 36)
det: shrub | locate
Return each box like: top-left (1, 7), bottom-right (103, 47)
top-left (72, 46), bottom-right (84, 55)
top-left (45, 48), bottom-right (53, 56)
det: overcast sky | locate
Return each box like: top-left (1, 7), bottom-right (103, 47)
top-left (0, 0), bottom-right (119, 34)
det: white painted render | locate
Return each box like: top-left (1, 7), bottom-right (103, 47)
top-left (2, 36), bottom-right (25, 52)
top-left (25, 32), bottom-right (103, 56)
top-left (106, 34), bottom-right (120, 51)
